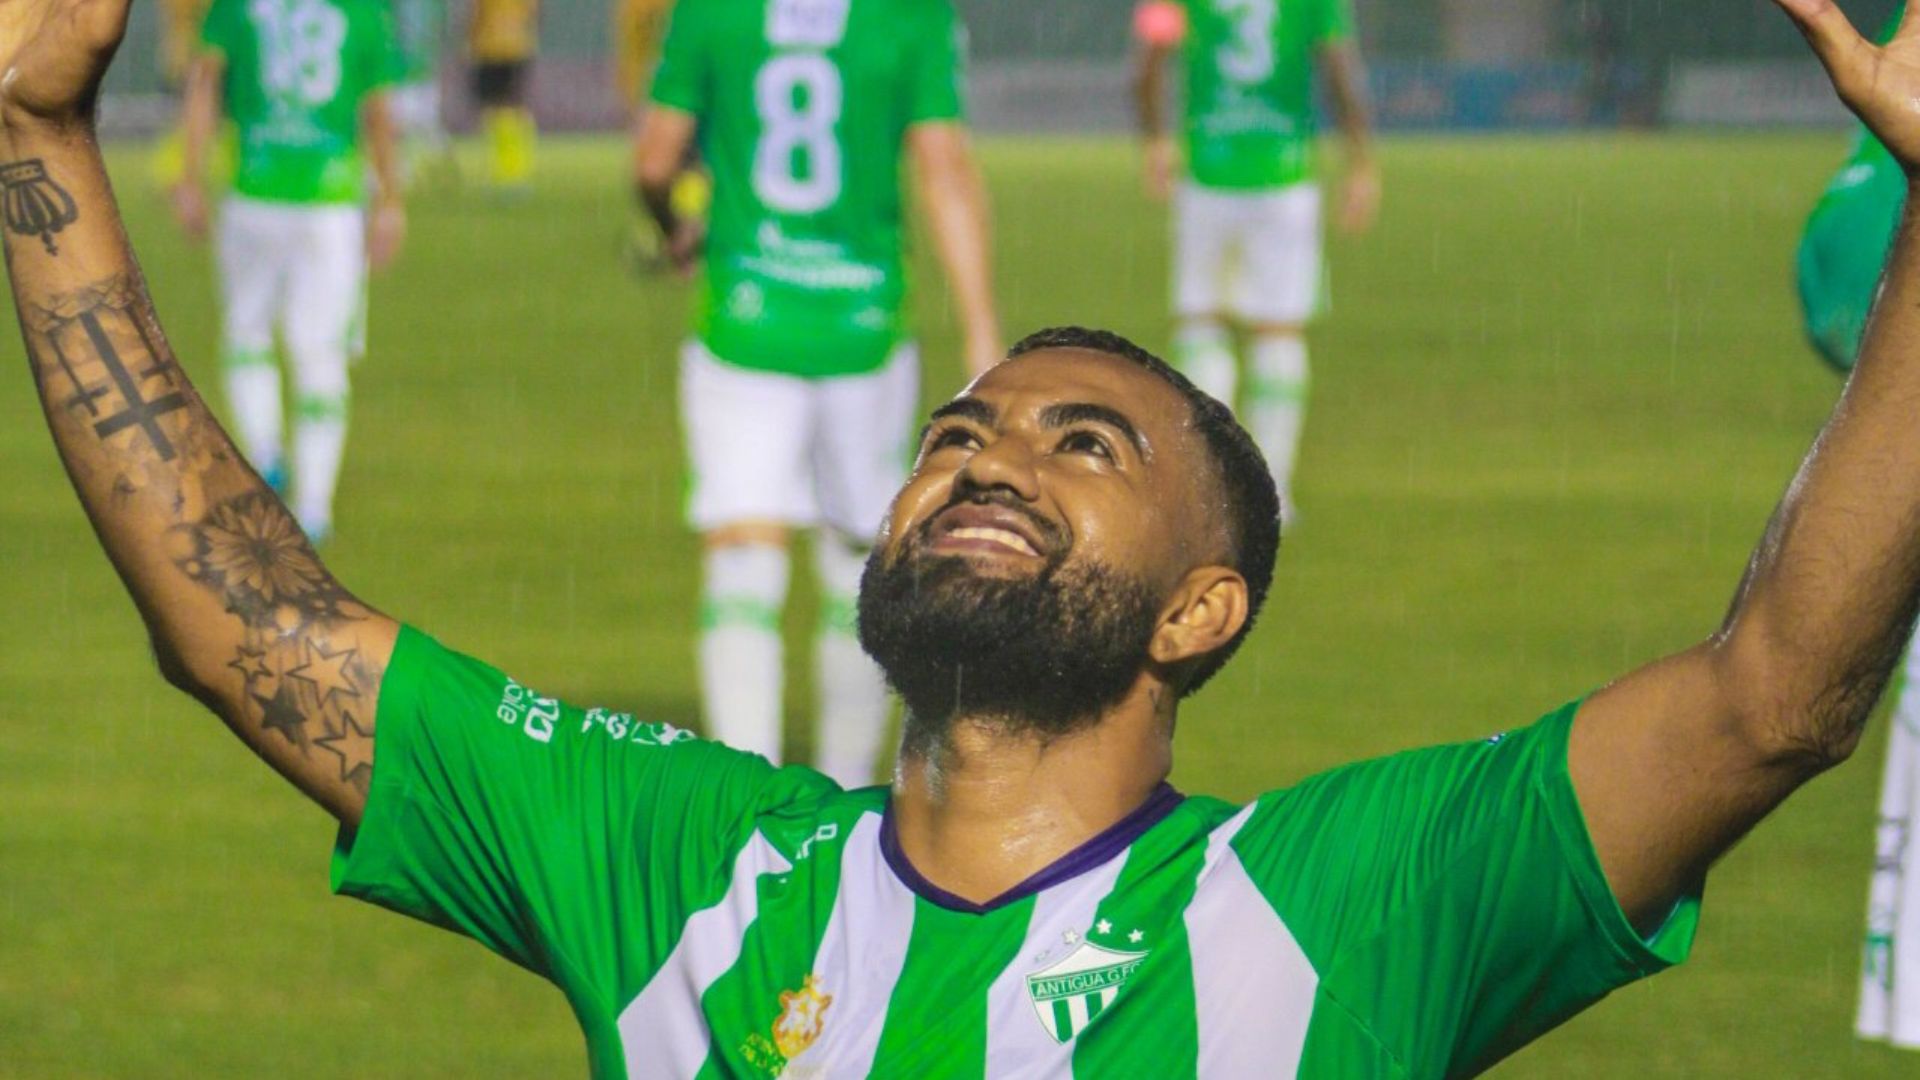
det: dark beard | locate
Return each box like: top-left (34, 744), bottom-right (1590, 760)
top-left (857, 543), bottom-right (1163, 751)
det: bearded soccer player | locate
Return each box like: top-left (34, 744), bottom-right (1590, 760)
top-left (633, 0), bottom-right (1001, 785)
top-left (6, 0), bottom-right (1918, 1075)
top-left (1133, 0), bottom-right (1377, 521)
top-left (170, 0), bottom-right (406, 544)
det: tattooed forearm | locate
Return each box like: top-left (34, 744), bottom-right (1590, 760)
top-left (16, 259), bottom-right (390, 810)
top-left (26, 274), bottom-right (189, 457)
top-left (6, 88), bottom-right (392, 822)
top-left (0, 158), bottom-right (78, 255)
top-left (174, 490), bottom-right (382, 788)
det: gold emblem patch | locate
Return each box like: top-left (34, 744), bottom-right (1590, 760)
top-left (772, 974), bottom-right (834, 1059)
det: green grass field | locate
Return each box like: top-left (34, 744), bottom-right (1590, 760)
top-left (0, 132), bottom-right (1913, 1077)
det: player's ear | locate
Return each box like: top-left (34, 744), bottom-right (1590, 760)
top-left (1149, 565), bottom-right (1248, 669)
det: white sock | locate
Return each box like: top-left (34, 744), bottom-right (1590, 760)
top-left (1247, 334), bottom-right (1309, 508)
top-left (1173, 321), bottom-right (1238, 408)
top-left (700, 544), bottom-right (789, 763)
top-left (290, 358), bottom-right (349, 536)
top-left (222, 346), bottom-right (284, 474)
top-left (813, 535), bottom-right (890, 787)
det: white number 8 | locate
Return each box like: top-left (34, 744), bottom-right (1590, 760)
top-left (753, 53), bottom-right (843, 215)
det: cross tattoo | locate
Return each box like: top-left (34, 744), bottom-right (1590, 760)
top-left (67, 309), bottom-right (187, 460)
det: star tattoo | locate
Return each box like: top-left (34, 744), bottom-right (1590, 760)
top-left (227, 644), bottom-right (273, 686)
top-left (288, 639), bottom-right (359, 708)
top-left (315, 712), bottom-right (374, 785)
top-left (252, 681), bottom-right (308, 748)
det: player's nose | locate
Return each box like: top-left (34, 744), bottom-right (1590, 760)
top-left (952, 433), bottom-right (1042, 505)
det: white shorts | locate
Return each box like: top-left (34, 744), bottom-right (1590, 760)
top-left (216, 196), bottom-right (366, 363)
top-left (1173, 181), bottom-right (1323, 325)
top-left (680, 341), bottom-right (920, 540)
top-left (388, 80), bottom-right (445, 138)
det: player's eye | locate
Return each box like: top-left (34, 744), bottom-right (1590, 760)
top-left (1059, 429), bottom-right (1116, 461)
top-left (925, 425), bottom-right (983, 454)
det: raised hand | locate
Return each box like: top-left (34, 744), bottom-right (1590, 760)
top-left (0, 0), bottom-right (128, 131)
top-left (1778, 0), bottom-right (1920, 170)
top-left (0, 0), bottom-right (397, 830)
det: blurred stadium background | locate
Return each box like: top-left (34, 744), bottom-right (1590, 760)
top-left (6, 0), bottom-right (1920, 1077)
top-left (93, 0), bottom-right (1902, 132)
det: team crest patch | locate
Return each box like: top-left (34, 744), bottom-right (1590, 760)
top-left (772, 974), bottom-right (834, 1059)
top-left (741, 975), bottom-right (834, 1076)
top-left (1025, 942), bottom-right (1146, 1043)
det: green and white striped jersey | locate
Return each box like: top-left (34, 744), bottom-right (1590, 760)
top-left (335, 628), bottom-right (1700, 1078)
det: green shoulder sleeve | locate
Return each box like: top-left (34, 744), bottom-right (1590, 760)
top-left (199, 0), bottom-right (242, 55)
top-left (907, 0), bottom-right (966, 124)
top-left (1231, 702), bottom-right (1700, 1076)
top-left (331, 626), bottom-right (821, 1006)
top-left (1320, 0), bottom-right (1355, 44)
top-left (359, 0), bottom-right (407, 90)
top-left (649, 0), bottom-right (710, 112)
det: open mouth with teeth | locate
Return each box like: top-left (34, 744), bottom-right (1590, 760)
top-left (937, 525), bottom-right (1040, 557)
top-left (917, 500), bottom-right (1058, 563)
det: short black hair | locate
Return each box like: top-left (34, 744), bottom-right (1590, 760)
top-left (1004, 326), bottom-right (1281, 694)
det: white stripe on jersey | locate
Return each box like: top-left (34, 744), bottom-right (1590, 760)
top-left (981, 845), bottom-right (1132, 1075)
top-left (617, 832), bottom-right (793, 1077)
top-left (784, 813), bottom-right (917, 1074)
top-left (1187, 803), bottom-right (1318, 1077)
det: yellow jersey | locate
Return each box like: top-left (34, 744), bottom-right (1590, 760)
top-left (469, 0), bottom-right (539, 63)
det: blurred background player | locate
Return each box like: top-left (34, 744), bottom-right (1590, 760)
top-left (171, 0), bottom-right (407, 544)
top-left (612, 0), bottom-right (673, 108)
top-left (614, 0), bottom-right (708, 270)
top-left (148, 0), bottom-right (212, 185)
top-left (389, 0), bottom-right (454, 186)
top-left (1789, 14), bottom-right (1920, 1046)
top-left (468, 0), bottom-right (539, 191)
top-left (634, 0), bottom-right (1001, 785)
top-left (1132, 0), bottom-right (1378, 521)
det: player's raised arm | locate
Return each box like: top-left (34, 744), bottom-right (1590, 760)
top-left (0, 0), bottom-right (397, 827)
top-left (1571, 0), bottom-right (1920, 929)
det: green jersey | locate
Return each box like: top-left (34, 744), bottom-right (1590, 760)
top-left (201, 0), bottom-right (403, 205)
top-left (334, 628), bottom-right (1699, 1077)
top-left (1179, 0), bottom-right (1352, 190)
top-left (649, 0), bottom-right (965, 377)
top-left (1796, 10), bottom-right (1906, 374)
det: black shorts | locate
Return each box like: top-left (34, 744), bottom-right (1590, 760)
top-left (473, 61), bottom-right (529, 106)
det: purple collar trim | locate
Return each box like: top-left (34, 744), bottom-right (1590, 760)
top-left (879, 783), bottom-right (1185, 914)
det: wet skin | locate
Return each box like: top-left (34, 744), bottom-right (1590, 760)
top-left (879, 348), bottom-right (1257, 903)
top-left (878, 347), bottom-right (1236, 610)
